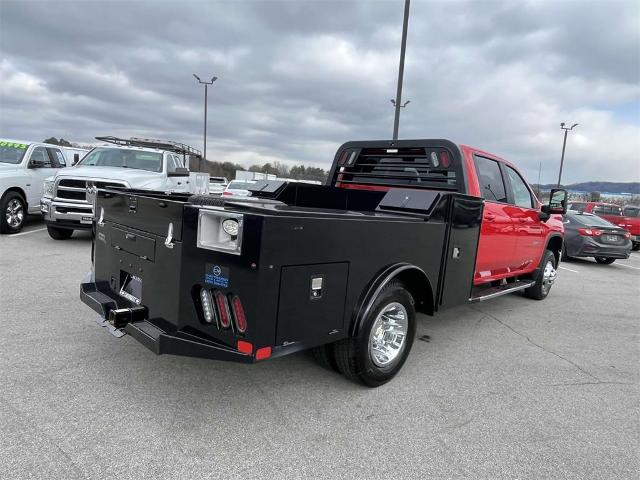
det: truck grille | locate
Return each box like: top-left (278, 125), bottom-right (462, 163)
top-left (56, 179), bottom-right (126, 201)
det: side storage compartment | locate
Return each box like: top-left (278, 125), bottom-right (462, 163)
top-left (437, 194), bottom-right (484, 309)
top-left (276, 262), bottom-right (349, 346)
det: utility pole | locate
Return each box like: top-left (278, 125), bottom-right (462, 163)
top-left (557, 122), bottom-right (578, 187)
top-left (392, 0), bottom-right (411, 140)
top-left (193, 74), bottom-right (218, 170)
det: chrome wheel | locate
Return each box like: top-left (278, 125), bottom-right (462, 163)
top-left (5, 198), bottom-right (24, 228)
top-left (368, 302), bottom-right (408, 367)
top-left (541, 260), bottom-right (556, 295)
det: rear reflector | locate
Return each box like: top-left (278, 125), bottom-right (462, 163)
top-left (624, 232), bottom-right (631, 239)
top-left (237, 340), bottom-right (253, 355)
top-left (230, 295), bottom-right (247, 333)
top-left (255, 346), bottom-right (272, 361)
top-left (214, 291), bottom-right (231, 328)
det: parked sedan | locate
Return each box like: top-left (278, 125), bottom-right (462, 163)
top-left (223, 180), bottom-right (256, 197)
top-left (562, 211), bottom-right (632, 264)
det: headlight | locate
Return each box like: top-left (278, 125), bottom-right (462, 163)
top-left (197, 211), bottom-right (244, 255)
top-left (43, 180), bottom-right (54, 197)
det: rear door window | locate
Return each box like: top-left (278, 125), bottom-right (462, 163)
top-left (504, 166), bottom-right (534, 208)
top-left (473, 155), bottom-right (507, 203)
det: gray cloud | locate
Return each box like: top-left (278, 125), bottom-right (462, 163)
top-left (1, 0), bottom-right (638, 183)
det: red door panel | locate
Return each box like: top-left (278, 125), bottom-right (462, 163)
top-left (475, 202), bottom-right (517, 283)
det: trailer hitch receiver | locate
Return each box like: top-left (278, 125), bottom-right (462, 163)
top-left (108, 306), bottom-right (148, 329)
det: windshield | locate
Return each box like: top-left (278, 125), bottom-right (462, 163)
top-left (623, 206), bottom-right (639, 217)
top-left (0, 141), bottom-right (28, 164)
top-left (227, 181), bottom-right (255, 190)
top-left (77, 148), bottom-right (163, 172)
top-left (568, 212), bottom-right (616, 228)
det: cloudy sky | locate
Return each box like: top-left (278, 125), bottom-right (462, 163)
top-left (1, 0), bottom-right (639, 184)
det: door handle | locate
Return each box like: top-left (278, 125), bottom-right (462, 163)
top-left (483, 212), bottom-right (496, 221)
top-left (518, 218), bottom-right (527, 223)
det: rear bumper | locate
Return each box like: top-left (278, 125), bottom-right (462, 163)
top-left (80, 282), bottom-right (254, 363)
top-left (569, 238), bottom-right (631, 259)
top-left (41, 197), bottom-right (94, 230)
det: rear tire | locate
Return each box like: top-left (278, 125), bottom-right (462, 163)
top-left (594, 257), bottom-right (616, 265)
top-left (525, 249), bottom-right (557, 300)
top-left (561, 243), bottom-right (572, 261)
top-left (47, 225), bottom-right (73, 240)
top-left (0, 192), bottom-right (26, 234)
top-left (311, 343), bottom-right (340, 372)
top-left (334, 280), bottom-right (416, 387)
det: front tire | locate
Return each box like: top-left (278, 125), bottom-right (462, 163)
top-left (525, 249), bottom-right (557, 300)
top-left (334, 280), bottom-right (416, 387)
top-left (47, 225), bottom-right (74, 240)
top-left (594, 257), bottom-right (616, 265)
top-left (0, 192), bottom-right (26, 234)
top-left (632, 243), bottom-right (640, 252)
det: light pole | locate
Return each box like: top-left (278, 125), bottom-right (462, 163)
top-left (193, 74), bottom-right (217, 169)
top-left (392, 0), bottom-right (411, 141)
top-left (557, 122), bottom-right (578, 187)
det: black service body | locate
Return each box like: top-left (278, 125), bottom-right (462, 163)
top-left (81, 140), bottom-right (484, 363)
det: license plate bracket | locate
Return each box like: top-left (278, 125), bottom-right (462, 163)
top-left (119, 271), bottom-right (142, 304)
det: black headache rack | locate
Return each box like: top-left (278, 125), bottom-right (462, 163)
top-left (326, 139), bottom-right (468, 194)
top-left (81, 181), bottom-right (483, 363)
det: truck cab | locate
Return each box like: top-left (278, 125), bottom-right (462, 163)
top-left (0, 139), bottom-right (70, 233)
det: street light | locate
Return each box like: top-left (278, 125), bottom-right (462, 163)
top-left (193, 74), bottom-right (218, 170)
top-left (392, 0), bottom-right (411, 141)
top-left (390, 99), bottom-right (410, 108)
top-left (557, 122), bottom-right (579, 187)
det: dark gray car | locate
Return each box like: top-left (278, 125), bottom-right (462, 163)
top-left (562, 211), bottom-right (632, 264)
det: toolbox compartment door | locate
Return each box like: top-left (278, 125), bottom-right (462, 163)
top-left (276, 262), bottom-right (349, 346)
top-left (98, 191), bottom-right (185, 241)
top-left (111, 226), bottom-right (156, 261)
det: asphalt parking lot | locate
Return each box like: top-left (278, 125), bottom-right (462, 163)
top-left (1, 219), bottom-right (639, 479)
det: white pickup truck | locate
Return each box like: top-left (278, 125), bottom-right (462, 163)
top-left (41, 143), bottom-right (208, 239)
top-left (0, 139), bottom-right (71, 234)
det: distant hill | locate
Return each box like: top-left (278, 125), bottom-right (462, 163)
top-left (533, 182), bottom-right (640, 194)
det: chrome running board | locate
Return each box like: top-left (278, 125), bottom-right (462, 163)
top-left (469, 280), bottom-right (535, 302)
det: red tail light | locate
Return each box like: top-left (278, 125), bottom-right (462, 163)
top-left (230, 295), bottom-right (247, 333)
top-left (578, 228), bottom-right (602, 237)
top-left (623, 232), bottom-right (631, 239)
top-left (223, 191), bottom-right (233, 196)
top-left (214, 291), bottom-right (231, 328)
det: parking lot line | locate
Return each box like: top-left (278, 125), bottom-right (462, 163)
top-left (615, 262), bottom-right (640, 271)
top-left (5, 227), bottom-right (47, 237)
top-left (558, 265), bottom-right (579, 273)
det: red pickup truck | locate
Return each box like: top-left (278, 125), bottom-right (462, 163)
top-left (81, 139), bottom-right (568, 387)
top-left (568, 201), bottom-right (640, 250)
